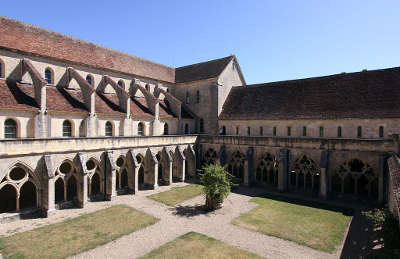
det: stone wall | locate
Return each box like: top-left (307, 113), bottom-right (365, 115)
top-left (387, 155), bottom-right (400, 228)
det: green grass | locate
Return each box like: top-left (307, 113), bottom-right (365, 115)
top-left (148, 184), bottom-right (204, 206)
top-left (140, 232), bottom-right (264, 259)
top-left (0, 205), bottom-right (159, 258)
top-left (232, 196), bottom-right (352, 253)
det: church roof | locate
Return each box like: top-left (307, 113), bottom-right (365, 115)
top-left (0, 16), bottom-right (175, 83)
top-left (219, 67), bottom-right (400, 120)
top-left (175, 56), bottom-right (234, 83)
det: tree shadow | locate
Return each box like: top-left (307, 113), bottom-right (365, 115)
top-left (171, 204), bottom-right (212, 218)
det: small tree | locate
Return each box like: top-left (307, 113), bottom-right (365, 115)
top-left (200, 164), bottom-right (232, 210)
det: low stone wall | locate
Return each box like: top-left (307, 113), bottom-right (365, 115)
top-left (387, 155), bottom-right (400, 228)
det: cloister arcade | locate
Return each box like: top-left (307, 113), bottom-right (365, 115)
top-left (0, 143), bottom-right (196, 219)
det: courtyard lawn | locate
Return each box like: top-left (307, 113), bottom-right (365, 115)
top-left (232, 196), bottom-right (352, 253)
top-left (0, 205), bottom-right (158, 258)
top-left (148, 184), bottom-right (203, 206)
top-left (140, 232), bottom-right (263, 259)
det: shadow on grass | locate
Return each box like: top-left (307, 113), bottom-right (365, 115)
top-left (170, 204), bottom-right (212, 218)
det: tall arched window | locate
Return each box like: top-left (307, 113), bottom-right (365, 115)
top-left (105, 121), bottom-right (113, 137)
top-left (0, 59), bottom-right (4, 78)
top-left (163, 123), bottom-right (169, 135)
top-left (319, 126), bottom-right (324, 137)
top-left (220, 126), bottom-right (226, 135)
top-left (199, 119), bottom-right (204, 133)
top-left (196, 90), bottom-right (200, 103)
top-left (236, 126), bottom-right (239, 135)
top-left (287, 126), bottom-right (291, 136)
top-left (260, 126), bottom-right (263, 136)
top-left (337, 126), bottom-right (342, 138)
top-left (86, 75), bottom-right (93, 86)
top-left (44, 68), bottom-right (53, 85)
top-left (273, 126), bottom-right (277, 136)
top-left (247, 126), bottom-right (251, 136)
top-left (79, 120), bottom-right (86, 137)
top-left (4, 118), bottom-right (17, 138)
top-left (303, 126), bottom-right (307, 137)
top-left (184, 124), bottom-right (189, 134)
top-left (186, 92), bottom-right (190, 104)
top-left (62, 120), bottom-right (72, 137)
top-left (357, 126), bottom-right (362, 138)
top-left (379, 126), bottom-right (384, 138)
top-left (118, 80), bottom-right (125, 88)
top-left (145, 84), bottom-right (150, 91)
top-left (138, 122), bottom-right (144, 136)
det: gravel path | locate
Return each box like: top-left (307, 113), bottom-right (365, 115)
top-left (1, 184), bottom-right (341, 259)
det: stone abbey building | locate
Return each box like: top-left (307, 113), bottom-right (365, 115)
top-left (0, 16), bottom-right (399, 222)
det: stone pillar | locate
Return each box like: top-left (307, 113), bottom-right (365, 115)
top-left (244, 160), bottom-right (249, 186)
top-left (153, 161), bottom-right (159, 189)
top-left (34, 112), bottom-right (48, 138)
top-left (41, 155), bottom-right (55, 217)
top-left (86, 114), bottom-right (97, 137)
top-left (245, 147), bottom-right (254, 185)
top-left (77, 174), bottom-right (88, 208)
top-left (196, 144), bottom-right (203, 171)
top-left (278, 149), bottom-right (289, 192)
top-left (180, 158), bottom-right (186, 182)
top-left (319, 151), bottom-right (329, 199)
top-left (168, 160), bottom-right (173, 184)
top-left (128, 165), bottom-right (138, 194)
top-left (378, 154), bottom-right (387, 203)
top-left (219, 146), bottom-right (227, 166)
top-left (105, 151), bottom-right (117, 201)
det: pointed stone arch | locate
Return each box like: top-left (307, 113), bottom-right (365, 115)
top-left (183, 145), bottom-right (196, 179)
top-left (202, 148), bottom-right (218, 167)
top-left (67, 67), bottom-right (96, 115)
top-left (256, 152), bottom-right (278, 186)
top-left (291, 155), bottom-right (320, 193)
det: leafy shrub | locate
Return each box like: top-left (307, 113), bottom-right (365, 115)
top-left (200, 164), bottom-right (232, 210)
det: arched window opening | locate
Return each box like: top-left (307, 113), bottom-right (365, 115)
top-left (138, 122), bottom-right (144, 136)
top-left (120, 169), bottom-right (128, 189)
top-left (4, 118), bottom-right (17, 138)
top-left (86, 75), bottom-right (93, 86)
top-left (260, 126), bottom-right (263, 136)
top-left (44, 68), bottom-right (53, 85)
top-left (91, 173), bottom-right (101, 196)
top-left (105, 121), bottom-right (113, 137)
top-left (292, 155), bottom-right (320, 192)
top-left (287, 126), bottom-right (291, 136)
top-left (138, 166), bottom-right (145, 190)
top-left (164, 123), bottom-right (169, 135)
top-left (247, 126), bottom-right (251, 136)
top-left (236, 126), bottom-right (239, 135)
top-left (196, 90), bottom-right (200, 103)
top-left (118, 80), bottom-right (125, 88)
top-left (338, 126), bottom-right (342, 138)
top-left (0, 59), bottom-right (4, 78)
top-left (357, 126), bottom-right (362, 138)
top-left (166, 88), bottom-right (169, 93)
top-left (319, 126), bottom-right (324, 137)
top-left (67, 176), bottom-right (77, 201)
top-left (145, 84), bottom-right (150, 91)
top-left (256, 153), bottom-right (278, 186)
top-left (63, 120), bottom-right (72, 137)
top-left (186, 91), bottom-right (190, 104)
top-left (79, 120), bottom-right (86, 137)
top-left (220, 126), bottom-right (226, 135)
top-left (185, 124), bottom-right (189, 134)
top-left (0, 185), bottom-right (17, 213)
top-left (20, 181), bottom-right (37, 210)
top-left (273, 126), bottom-right (277, 136)
top-left (379, 126), bottom-right (384, 138)
top-left (303, 126), bottom-right (307, 137)
top-left (199, 119), bottom-right (205, 133)
top-left (55, 178), bottom-right (65, 203)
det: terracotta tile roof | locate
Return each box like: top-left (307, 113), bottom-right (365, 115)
top-left (219, 67), bottom-right (400, 120)
top-left (47, 87), bottom-right (88, 113)
top-left (95, 93), bottom-right (124, 115)
top-left (159, 100), bottom-right (176, 119)
top-left (130, 97), bottom-right (154, 119)
top-left (0, 16), bottom-right (175, 83)
top-left (0, 80), bottom-right (38, 111)
top-left (175, 56), bottom-right (234, 83)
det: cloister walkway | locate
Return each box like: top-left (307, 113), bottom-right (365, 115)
top-left (1, 184), bottom-right (341, 259)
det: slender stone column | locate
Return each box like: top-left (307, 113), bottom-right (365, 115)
top-left (41, 155), bottom-right (55, 217)
top-left (77, 174), bottom-right (88, 208)
top-left (246, 147), bottom-right (254, 185)
top-left (244, 160), bottom-right (249, 186)
top-left (105, 151), bottom-right (117, 201)
top-left (278, 149), bottom-right (289, 192)
top-left (319, 151), bottom-right (329, 199)
top-left (168, 161), bottom-right (173, 184)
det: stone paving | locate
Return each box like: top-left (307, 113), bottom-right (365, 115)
top-left (1, 183), bottom-right (343, 259)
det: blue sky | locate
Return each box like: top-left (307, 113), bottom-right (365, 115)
top-left (2, 1), bottom-right (400, 84)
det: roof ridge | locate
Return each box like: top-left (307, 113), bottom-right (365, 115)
top-left (0, 16), bottom-right (174, 70)
top-left (175, 55), bottom-right (234, 70)
top-left (244, 65), bottom-right (400, 89)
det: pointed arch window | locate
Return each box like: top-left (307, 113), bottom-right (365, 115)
top-left (319, 126), bottom-right (324, 137)
top-left (287, 126), bottom-right (292, 136)
top-left (247, 126), bottom-right (251, 136)
top-left (138, 122), bottom-right (144, 136)
top-left (185, 124), bottom-right (189, 134)
top-left (145, 84), bottom-right (150, 91)
top-left (196, 90), bottom-right (200, 103)
top-left (164, 123), bottom-right (169, 135)
top-left (337, 126), bottom-right (342, 138)
top-left (118, 80), bottom-right (125, 88)
top-left (357, 126), bottom-right (362, 138)
top-left (260, 126), bottom-right (263, 136)
top-left (0, 59), bottom-right (4, 78)
top-left (236, 126), bottom-right (239, 135)
top-left (186, 91), bottom-right (190, 104)
top-left (273, 126), bottom-right (277, 136)
top-left (44, 68), bottom-right (53, 85)
top-left (86, 75), bottom-right (93, 86)
top-left (303, 126), bottom-right (307, 137)
top-left (62, 120), bottom-right (72, 137)
top-left (105, 121), bottom-right (113, 137)
top-left (379, 126), bottom-right (384, 138)
top-left (4, 118), bottom-right (17, 138)
top-left (199, 119), bottom-right (204, 133)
